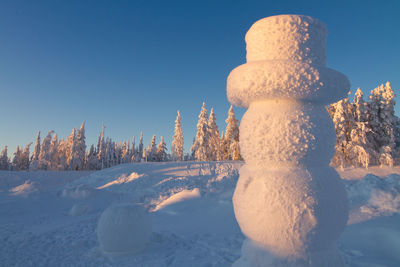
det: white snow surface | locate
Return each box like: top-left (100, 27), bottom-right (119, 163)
top-left (97, 203), bottom-right (152, 255)
top-left (0, 162), bottom-right (399, 266)
top-left (245, 15), bottom-right (327, 65)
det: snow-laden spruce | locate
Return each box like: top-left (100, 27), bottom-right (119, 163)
top-left (191, 102), bottom-right (210, 161)
top-left (328, 82), bottom-right (397, 168)
top-left (228, 15), bottom-right (350, 266)
top-left (171, 110), bottom-right (184, 161)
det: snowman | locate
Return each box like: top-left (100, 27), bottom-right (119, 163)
top-left (227, 15), bottom-right (350, 266)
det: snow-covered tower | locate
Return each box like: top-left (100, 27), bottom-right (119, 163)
top-left (227, 15), bottom-right (350, 266)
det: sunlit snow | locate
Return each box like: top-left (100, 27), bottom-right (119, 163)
top-left (0, 162), bottom-right (399, 266)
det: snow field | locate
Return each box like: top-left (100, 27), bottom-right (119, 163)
top-left (0, 162), bottom-right (399, 266)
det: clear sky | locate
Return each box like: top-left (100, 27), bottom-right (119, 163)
top-left (1, 0), bottom-right (399, 155)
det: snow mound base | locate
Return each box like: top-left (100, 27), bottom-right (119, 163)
top-left (97, 172), bottom-right (144, 189)
top-left (9, 180), bottom-right (39, 196)
top-left (69, 203), bottom-right (91, 216)
top-left (96, 203), bottom-right (152, 255)
top-left (152, 188), bottom-right (200, 212)
top-left (61, 184), bottom-right (95, 199)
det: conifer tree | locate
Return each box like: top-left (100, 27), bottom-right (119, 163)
top-left (156, 136), bottom-right (168, 162)
top-left (208, 108), bottom-right (222, 161)
top-left (172, 110), bottom-right (184, 161)
top-left (49, 134), bottom-right (59, 170)
top-left (57, 139), bottom-right (68, 170)
top-left (223, 105), bottom-right (240, 160)
top-left (138, 132), bottom-right (144, 162)
top-left (97, 124), bottom-right (106, 169)
top-left (146, 135), bottom-right (157, 162)
top-left (67, 128), bottom-right (80, 170)
top-left (348, 88), bottom-right (375, 167)
top-left (75, 122), bottom-right (87, 170)
top-left (30, 131), bottom-right (41, 170)
top-left (39, 130), bottom-right (54, 170)
top-left (130, 136), bottom-right (137, 162)
top-left (330, 97), bottom-right (353, 168)
top-left (86, 144), bottom-right (99, 170)
top-left (369, 82), bottom-right (396, 166)
top-left (20, 143), bottom-right (32, 170)
top-left (12, 146), bottom-right (22, 170)
top-left (0, 146), bottom-right (10, 170)
top-left (191, 102), bottom-right (210, 161)
top-left (121, 141), bottom-right (130, 163)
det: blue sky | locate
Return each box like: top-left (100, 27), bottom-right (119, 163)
top-left (1, 0), bottom-right (399, 155)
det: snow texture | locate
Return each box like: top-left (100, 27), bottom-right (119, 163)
top-left (245, 15), bottom-right (327, 65)
top-left (96, 203), bottom-right (152, 255)
top-left (0, 163), bottom-right (400, 266)
top-left (228, 14), bottom-right (350, 266)
top-left (227, 15), bottom-right (350, 107)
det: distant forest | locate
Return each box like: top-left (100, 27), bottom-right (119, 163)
top-left (0, 82), bottom-right (398, 171)
top-left (0, 104), bottom-right (240, 171)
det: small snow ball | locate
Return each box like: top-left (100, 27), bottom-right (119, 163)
top-left (96, 203), bottom-right (152, 255)
top-left (69, 203), bottom-right (90, 216)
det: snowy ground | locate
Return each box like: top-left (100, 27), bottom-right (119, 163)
top-left (0, 162), bottom-right (399, 266)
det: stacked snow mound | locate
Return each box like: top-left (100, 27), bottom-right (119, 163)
top-left (245, 15), bottom-right (327, 65)
top-left (227, 15), bottom-right (350, 107)
top-left (97, 203), bottom-right (152, 255)
top-left (228, 14), bottom-right (349, 266)
top-left (239, 100), bottom-right (336, 168)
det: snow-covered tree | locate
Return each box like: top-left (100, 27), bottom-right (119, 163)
top-left (208, 108), bottom-right (222, 161)
top-left (30, 131), bottom-right (41, 170)
top-left (330, 97), bottom-right (354, 168)
top-left (49, 134), bottom-right (59, 170)
top-left (191, 102), bottom-right (210, 161)
top-left (66, 128), bottom-right (80, 170)
top-left (137, 132), bottom-right (144, 162)
top-left (223, 105), bottom-right (240, 160)
top-left (130, 136), bottom-right (137, 162)
top-left (156, 136), bottom-right (167, 162)
top-left (57, 139), bottom-right (68, 170)
top-left (146, 135), bottom-right (157, 162)
top-left (171, 110), bottom-right (184, 161)
top-left (20, 143), bottom-right (32, 170)
top-left (369, 82), bottom-right (396, 166)
top-left (74, 122), bottom-right (87, 170)
top-left (347, 88), bottom-right (375, 167)
top-left (97, 124), bottom-right (106, 169)
top-left (121, 141), bottom-right (130, 164)
top-left (0, 146), bottom-right (10, 170)
top-left (12, 146), bottom-right (22, 170)
top-left (86, 144), bottom-right (100, 170)
top-left (38, 130), bottom-right (54, 170)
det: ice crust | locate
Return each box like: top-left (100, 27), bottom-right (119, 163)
top-left (228, 14), bottom-right (350, 266)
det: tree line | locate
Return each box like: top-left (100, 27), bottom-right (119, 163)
top-left (1, 81), bottom-right (398, 171)
top-left (328, 81), bottom-right (399, 168)
top-left (0, 103), bottom-right (241, 171)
